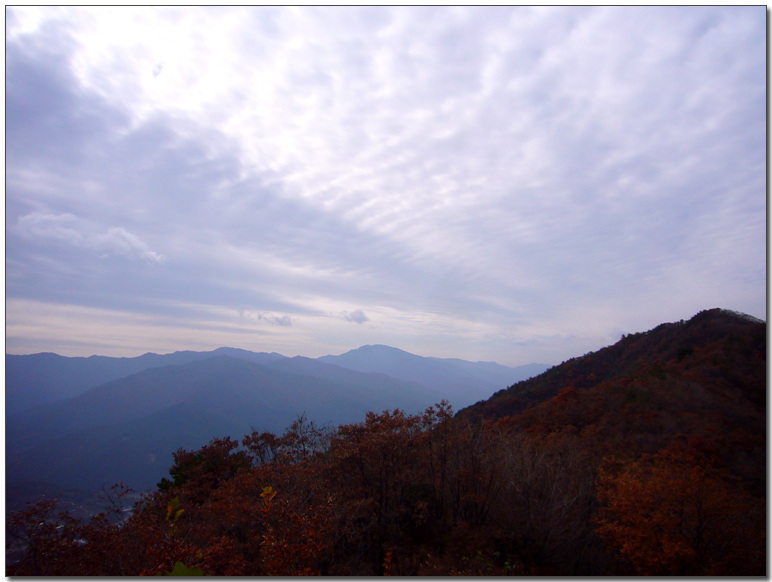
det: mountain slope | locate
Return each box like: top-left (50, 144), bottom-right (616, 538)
top-left (265, 356), bottom-right (433, 408)
top-left (458, 308), bottom-right (765, 422)
top-left (457, 308), bottom-right (766, 496)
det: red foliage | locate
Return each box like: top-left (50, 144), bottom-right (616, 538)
top-left (595, 445), bottom-right (765, 575)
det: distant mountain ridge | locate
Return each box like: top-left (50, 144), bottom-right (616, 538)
top-left (7, 345), bottom-right (545, 414)
top-left (7, 346), bottom-right (544, 503)
top-left (319, 344), bottom-right (549, 406)
top-left (5, 347), bottom-right (286, 414)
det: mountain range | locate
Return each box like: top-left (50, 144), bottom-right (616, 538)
top-left (6, 345), bottom-right (548, 510)
top-left (6, 308), bottom-right (765, 575)
top-left (9, 308), bottom-right (763, 521)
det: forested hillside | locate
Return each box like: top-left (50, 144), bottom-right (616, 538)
top-left (6, 309), bottom-right (765, 575)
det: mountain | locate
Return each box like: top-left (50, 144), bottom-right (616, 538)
top-left (458, 308), bottom-right (766, 423)
top-left (7, 310), bottom-right (765, 576)
top-left (6, 343), bottom-right (547, 504)
top-left (319, 344), bottom-right (549, 409)
top-left (265, 356), bottom-right (433, 405)
top-left (457, 308), bottom-right (766, 496)
top-left (6, 343), bottom-right (546, 418)
top-left (6, 347), bottom-right (286, 414)
top-left (7, 354), bottom-right (440, 495)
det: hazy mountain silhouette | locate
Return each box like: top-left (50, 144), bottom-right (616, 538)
top-left (6, 347), bottom-right (286, 414)
top-left (319, 344), bottom-right (549, 409)
top-left (7, 344), bottom-right (542, 416)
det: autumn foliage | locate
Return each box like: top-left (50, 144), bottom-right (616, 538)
top-left (6, 309), bottom-right (765, 575)
top-left (595, 444), bottom-right (765, 575)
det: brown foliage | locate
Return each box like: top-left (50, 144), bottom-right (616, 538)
top-left (595, 445), bottom-right (765, 575)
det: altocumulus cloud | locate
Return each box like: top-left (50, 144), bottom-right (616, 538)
top-left (4, 6), bottom-right (766, 364)
top-left (15, 212), bottom-right (165, 264)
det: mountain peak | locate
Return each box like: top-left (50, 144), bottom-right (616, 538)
top-left (347, 344), bottom-right (410, 354)
top-left (458, 307), bottom-right (765, 423)
top-left (718, 308), bottom-right (765, 324)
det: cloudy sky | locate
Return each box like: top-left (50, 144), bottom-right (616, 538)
top-left (6, 6), bottom-right (766, 366)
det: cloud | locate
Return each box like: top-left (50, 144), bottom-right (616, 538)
top-left (94, 227), bottom-right (164, 263)
top-left (15, 212), bottom-right (84, 245)
top-left (342, 309), bottom-right (370, 324)
top-left (260, 313), bottom-right (295, 327)
top-left (240, 309), bottom-right (295, 327)
top-left (14, 211), bottom-right (165, 264)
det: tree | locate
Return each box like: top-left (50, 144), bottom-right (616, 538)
top-left (326, 409), bottom-right (427, 574)
top-left (498, 430), bottom-right (600, 574)
top-left (157, 436), bottom-right (251, 504)
top-left (595, 446), bottom-right (765, 575)
top-left (242, 430), bottom-right (280, 465)
top-left (6, 499), bottom-right (81, 575)
top-left (274, 413), bottom-right (332, 464)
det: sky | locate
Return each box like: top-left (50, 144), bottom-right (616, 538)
top-left (5, 6), bottom-right (767, 367)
